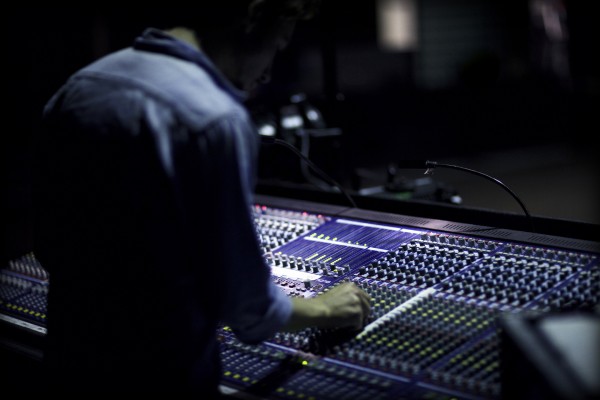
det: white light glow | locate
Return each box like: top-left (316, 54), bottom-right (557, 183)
top-left (377, 0), bottom-right (418, 51)
top-left (258, 124), bottom-right (276, 137)
top-left (281, 115), bottom-right (304, 129)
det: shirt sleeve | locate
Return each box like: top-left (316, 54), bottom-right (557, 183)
top-left (170, 109), bottom-right (292, 344)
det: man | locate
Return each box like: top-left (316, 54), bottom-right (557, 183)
top-left (34, 1), bottom-right (370, 394)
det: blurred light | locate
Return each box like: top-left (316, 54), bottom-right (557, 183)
top-left (290, 93), bottom-right (307, 103)
top-left (377, 0), bottom-right (418, 51)
top-left (529, 0), bottom-right (571, 85)
top-left (306, 109), bottom-right (319, 122)
top-left (530, 0), bottom-right (567, 40)
top-left (258, 124), bottom-right (276, 137)
top-left (281, 115), bottom-right (303, 130)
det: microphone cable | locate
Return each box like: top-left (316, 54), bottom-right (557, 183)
top-left (261, 137), bottom-right (357, 209)
top-left (397, 160), bottom-right (534, 233)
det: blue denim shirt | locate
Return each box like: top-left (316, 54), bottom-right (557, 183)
top-left (35, 28), bottom-right (291, 392)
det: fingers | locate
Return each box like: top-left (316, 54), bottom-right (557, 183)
top-left (342, 282), bottom-right (371, 329)
top-left (317, 281), bottom-right (372, 330)
top-left (356, 288), bottom-right (371, 328)
top-left (357, 289), bottom-right (371, 324)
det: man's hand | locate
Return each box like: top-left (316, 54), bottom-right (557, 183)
top-left (285, 282), bottom-right (371, 332)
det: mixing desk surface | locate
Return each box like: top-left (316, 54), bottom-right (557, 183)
top-left (1, 195), bottom-right (598, 399)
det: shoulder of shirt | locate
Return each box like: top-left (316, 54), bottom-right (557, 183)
top-left (69, 47), bottom-right (249, 131)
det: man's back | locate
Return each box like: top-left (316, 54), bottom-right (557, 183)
top-left (34, 30), bottom-right (279, 392)
top-left (32, 4), bottom-right (369, 391)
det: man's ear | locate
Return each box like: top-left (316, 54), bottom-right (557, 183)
top-left (245, 0), bottom-right (267, 33)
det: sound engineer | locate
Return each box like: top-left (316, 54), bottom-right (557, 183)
top-left (33, 1), bottom-right (371, 395)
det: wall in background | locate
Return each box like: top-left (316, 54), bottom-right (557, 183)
top-left (4, 2), bottom-right (599, 262)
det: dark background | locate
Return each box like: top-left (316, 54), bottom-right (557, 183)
top-left (4, 1), bottom-right (599, 263)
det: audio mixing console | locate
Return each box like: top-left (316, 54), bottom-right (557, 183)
top-left (1, 195), bottom-right (598, 399)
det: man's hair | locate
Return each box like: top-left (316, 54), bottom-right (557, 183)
top-left (252, 0), bottom-right (321, 21)
top-left (144, 1), bottom-right (321, 34)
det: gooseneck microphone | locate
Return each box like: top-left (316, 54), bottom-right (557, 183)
top-left (397, 160), bottom-right (534, 233)
top-left (259, 139), bottom-right (534, 232)
top-left (261, 137), bottom-right (357, 209)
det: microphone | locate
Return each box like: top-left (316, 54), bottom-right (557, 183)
top-left (258, 141), bottom-right (534, 232)
top-left (260, 137), bottom-right (357, 209)
top-left (399, 160), bottom-right (534, 233)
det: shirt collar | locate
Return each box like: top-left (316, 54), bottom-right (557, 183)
top-left (132, 27), bottom-right (248, 104)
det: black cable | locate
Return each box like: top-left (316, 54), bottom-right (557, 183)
top-left (422, 160), bottom-right (535, 233)
top-left (261, 137), bottom-right (357, 209)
